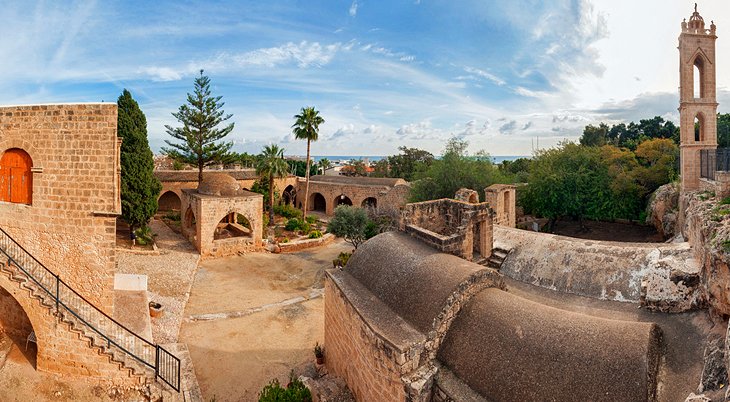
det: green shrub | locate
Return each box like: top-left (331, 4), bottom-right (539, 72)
top-left (134, 226), bottom-right (155, 245)
top-left (364, 220), bottom-right (379, 239)
top-left (308, 230), bottom-right (322, 239)
top-left (722, 240), bottom-right (730, 253)
top-left (285, 218), bottom-right (311, 233)
top-left (164, 211), bottom-right (181, 222)
top-left (305, 215), bottom-right (317, 224)
top-left (259, 375), bottom-right (312, 402)
top-left (332, 252), bottom-right (351, 268)
top-left (274, 204), bottom-right (303, 220)
top-left (721, 197), bottom-right (730, 205)
top-left (262, 213), bottom-right (270, 228)
top-left (281, 237), bottom-right (290, 243)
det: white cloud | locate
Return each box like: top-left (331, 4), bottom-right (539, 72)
top-left (139, 67), bottom-right (183, 82)
top-left (349, 1), bottom-right (358, 17)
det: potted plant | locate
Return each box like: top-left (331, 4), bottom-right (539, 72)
top-left (314, 342), bottom-right (324, 365)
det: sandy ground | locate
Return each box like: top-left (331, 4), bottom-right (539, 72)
top-left (180, 240), bottom-right (351, 402)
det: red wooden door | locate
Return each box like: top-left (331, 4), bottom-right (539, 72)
top-left (0, 149), bottom-right (32, 204)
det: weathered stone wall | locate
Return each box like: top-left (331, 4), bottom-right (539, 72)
top-left (484, 184), bottom-right (516, 228)
top-left (0, 104), bottom-right (120, 312)
top-left (646, 183), bottom-right (680, 239)
top-left (277, 233), bottom-right (335, 253)
top-left (402, 199), bottom-right (493, 261)
top-left (303, 177), bottom-right (409, 215)
top-left (496, 226), bottom-right (702, 311)
top-left (679, 191), bottom-right (730, 316)
top-left (324, 276), bottom-right (409, 402)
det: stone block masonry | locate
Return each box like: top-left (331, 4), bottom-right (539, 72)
top-left (0, 104), bottom-right (120, 313)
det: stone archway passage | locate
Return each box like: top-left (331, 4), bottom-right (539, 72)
top-left (213, 212), bottom-right (254, 241)
top-left (0, 287), bottom-right (36, 368)
top-left (362, 197), bottom-right (377, 209)
top-left (311, 193), bottom-right (327, 212)
top-left (282, 185), bottom-right (296, 205)
top-left (335, 195), bottom-right (352, 207)
top-left (158, 191), bottom-right (181, 212)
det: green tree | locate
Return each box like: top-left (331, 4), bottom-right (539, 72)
top-left (162, 70), bottom-right (235, 183)
top-left (387, 146), bottom-right (434, 181)
top-left (327, 205), bottom-right (370, 249)
top-left (718, 113), bottom-right (730, 147)
top-left (341, 159), bottom-right (368, 176)
top-left (318, 158), bottom-right (332, 174)
top-left (579, 123), bottom-right (609, 147)
top-left (410, 138), bottom-right (507, 202)
top-left (256, 144), bottom-right (289, 225)
top-left (117, 89), bottom-right (161, 231)
top-left (287, 159), bottom-right (318, 177)
top-left (292, 107), bottom-right (325, 220)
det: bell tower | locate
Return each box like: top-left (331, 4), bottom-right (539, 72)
top-left (679, 4), bottom-right (718, 191)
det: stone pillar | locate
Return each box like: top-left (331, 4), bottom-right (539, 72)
top-left (716, 171), bottom-right (730, 199)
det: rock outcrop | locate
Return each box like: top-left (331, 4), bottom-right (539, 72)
top-left (647, 183), bottom-right (680, 239)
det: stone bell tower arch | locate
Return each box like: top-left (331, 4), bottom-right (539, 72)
top-left (679, 4), bottom-right (718, 191)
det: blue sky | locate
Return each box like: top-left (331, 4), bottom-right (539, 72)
top-left (1, 1), bottom-right (729, 156)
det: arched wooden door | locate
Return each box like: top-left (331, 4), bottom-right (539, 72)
top-left (0, 149), bottom-right (33, 205)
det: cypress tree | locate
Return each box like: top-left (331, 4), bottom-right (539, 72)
top-left (118, 89), bottom-right (162, 230)
top-left (162, 70), bottom-right (235, 183)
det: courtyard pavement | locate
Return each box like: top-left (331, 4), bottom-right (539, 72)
top-left (179, 239), bottom-right (351, 402)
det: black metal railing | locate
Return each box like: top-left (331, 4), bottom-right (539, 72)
top-left (0, 227), bottom-right (180, 392)
top-left (700, 148), bottom-right (730, 181)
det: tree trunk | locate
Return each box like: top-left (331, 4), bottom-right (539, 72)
top-left (198, 161), bottom-right (204, 184)
top-left (302, 140), bottom-right (312, 220)
top-left (269, 175), bottom-right (275, 225)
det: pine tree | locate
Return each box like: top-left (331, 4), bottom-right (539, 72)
top-left (162, 70), bottom-right (235, 183)
top-left (117, 89), bottom-right (162, 230)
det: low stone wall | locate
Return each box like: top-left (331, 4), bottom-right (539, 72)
top-left (278, 233), bottom-right (335, 253)
top-left (496, 226), bottom-right (702, 311)
top-left (204, 237), bottom-right (259, 259)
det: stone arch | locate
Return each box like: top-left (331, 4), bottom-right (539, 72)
top-left (183, 206), bottom-right (197, 230)
top-left (157, 191), bottom-right (181, 212)
top-left (0, 139), bottom-right (40, 167)
top-left (694, 112), bottom-right (705, 142)
top-left (212, 210), bottom-right (255, 242)
top-left (335, 194), bottom-right (353, 207)
top-left (361, 197), bottom-right (377, 209)
top-left (693, 53), bottom-right (707, 99)
top-left (310, 193), bottom-right (327, 212)
top-left (0, 278), bottom-right (43, 370)
top-left (282, 185), bottom-right (296, 205)
top-left (0, 148), bottom-right (33, 205)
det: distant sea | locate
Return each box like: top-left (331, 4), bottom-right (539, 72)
top-left (313, 155), bottom-right (530, 163)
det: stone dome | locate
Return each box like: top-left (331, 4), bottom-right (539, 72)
top-left (197, 173), bottom-right (241, 196)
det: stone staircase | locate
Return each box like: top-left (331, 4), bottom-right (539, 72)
top-left (0, 228), bottom-right (180, 393)
top-left (474, 246), bottom-right (511, 271)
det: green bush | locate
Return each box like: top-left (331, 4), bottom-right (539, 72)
top-left (259, 375), bottom-right (312, 402)
top-left (134, 226), bottom-right (155, 245)
top-left (308, 230), bottom-right (322, 239)
top-left (262, 213), bottom-right (270, 228)
top-left (285, 218), bottom-right (310, 233)
top-left (164, 211), bottom-right (181, 222)
top-left (274, 204), bottom-right (303, 220)
top-left (332, 252), bottom-right (351, 268)
top-left (305, 215), bottom-right (317, 224)
top-left (721, 197), bottom-right (730, 205)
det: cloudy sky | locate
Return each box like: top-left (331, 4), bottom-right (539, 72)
top-left (0, 1), bottom-right (729, 157)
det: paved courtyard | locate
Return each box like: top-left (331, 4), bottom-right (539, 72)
top-left (179, 239), bottom-right (352, 401)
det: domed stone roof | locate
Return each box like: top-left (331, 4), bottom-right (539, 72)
top-left (197, 173), bottom-right (241, 196)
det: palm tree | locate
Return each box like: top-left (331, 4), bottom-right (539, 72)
top-left (292, 107), bottom-right (325, 219)
top-left (318, 158), bottom-right (332, 175)
top-left (256, 144), bottom-right (289, 225)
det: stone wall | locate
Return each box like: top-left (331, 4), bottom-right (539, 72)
top-left (0, 104), bottom-right (120, 313)
top-left (484, 184), bottom-right (516, 228)
top-left (324, 276), bottom-right (410, 402)
top-left (304, 177), bottom-right (410, 215)
top-left (401, 199), bottom-right (493, 261)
